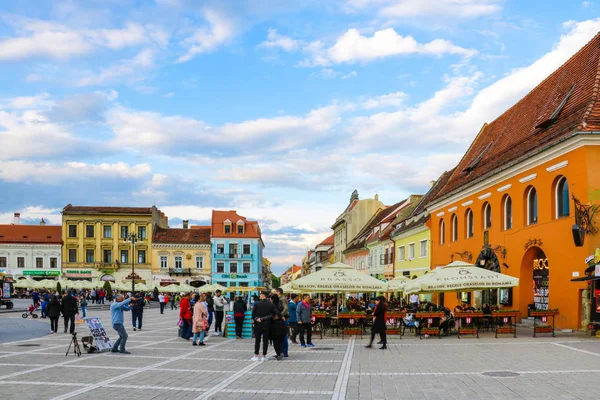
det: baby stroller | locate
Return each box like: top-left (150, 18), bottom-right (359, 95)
top-left (22, 303), bottom-right (39, 318)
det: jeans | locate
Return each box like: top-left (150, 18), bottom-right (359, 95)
top-left (234, 316), bottom-right (244, 338)
top-left (112, 323), bottom-right (128, 351)
top-left (207, 311), bottom-right (213, 331)
top-left (100, 297), bottom-right (105, 304)
top-left (50, 317), bottom-right (58, 332)
top-left (215, 310), bottom-right (224, 332)
top-left (81, 306), bottom-right (86, 318)
top-left (64, 315), bottom-right (75, 334)
top-left (299, 323), bottom-right (312, 345)
top-left (159, 302), bottom-right (165, 314)
top-left (182, 319), bottom-right (192, 339)
top-left (171, 300), bottom-right (175, 310)
top-left (289, 322), bottom-right (298, 342)
top-left (41, 303), bottom-right (47, 318)
top-left (282, 320), bottom-right (289, 355)
top-left (254, 322), bottom-right (270, 356)
top-left (192, 330), bottom-right (206, 343)
top-left (132, 310), bottom-right (143, 329)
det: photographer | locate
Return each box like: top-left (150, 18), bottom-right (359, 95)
top-left (110, 293), bottom-right (138, 354)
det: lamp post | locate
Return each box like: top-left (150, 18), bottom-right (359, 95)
top-left (124, 233), bottom-right (138, 294)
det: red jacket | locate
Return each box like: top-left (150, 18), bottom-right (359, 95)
top-left (179, 297), bottom-right (192, 320)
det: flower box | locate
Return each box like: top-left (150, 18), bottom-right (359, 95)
top-left (492, 311), bottom-right (520, 318)
top-left (338, 313), bottom-right (366, 319)
top-left (312, 313), bottom-right (328, 319)
top-left (416, 312), bottom-right (445, 319)
top-left (496, 326), bottom-right (515, 334)
top-left (459, 328), bottom-right (478, 335)
top-left (529, 310), bottom-right (559, 317)
top-left (454, 312), bottom-right (484, 318)
top-left (421, 328), bottom-right (440, 335)
top-left (386, 312), bottom-right (406, 319)
top-left (343, 328), bottom-right (362, 335)
top-left (534, 327), bottom-right (554, 333)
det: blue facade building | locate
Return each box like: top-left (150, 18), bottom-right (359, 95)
top-left (210, 210), bottom-right (264, 299)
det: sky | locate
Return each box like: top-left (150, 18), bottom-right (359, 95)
top-left (1, 0), bottom-right (599, 275)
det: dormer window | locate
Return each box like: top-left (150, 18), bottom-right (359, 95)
top-left (224, 219), bottom-right (232, 234)
top-left (237, 220), bottom-right (245, 234)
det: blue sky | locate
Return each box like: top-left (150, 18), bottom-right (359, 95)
top-left (1, 0), bottom-right (599, 275)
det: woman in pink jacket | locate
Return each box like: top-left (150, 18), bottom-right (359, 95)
top-left (192, 293), bottom-right (208, 346)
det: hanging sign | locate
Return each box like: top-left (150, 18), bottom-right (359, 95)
top-left (84, 317), bottom-right (113, 352)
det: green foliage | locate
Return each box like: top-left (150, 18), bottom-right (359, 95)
top-left (103, 280), bottom-right (112, 293)
top-left (271, 274), bottom-right (281, 288)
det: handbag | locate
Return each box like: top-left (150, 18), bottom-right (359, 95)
top-left (177, 318), bottom-right (183, 327)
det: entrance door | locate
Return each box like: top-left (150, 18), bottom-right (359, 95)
top-left (476, 247), bottom-right (501, 307)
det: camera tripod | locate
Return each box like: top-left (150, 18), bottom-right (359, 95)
top-left (65, 332), bottom-right (82, 357)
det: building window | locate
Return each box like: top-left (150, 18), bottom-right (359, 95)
top-left (68, 225), bottom-right (77, 238)
top-left (68, 249), bottom-right (77, 263)
top-left (527, 187), bottom-right (538, 225)
top-left (243, 262), bottom-right (251, 273)
top-left (483, 202), bottom-right (492, 229)
top-left (408, 243), bottom-right (415, 260)
top-left (237, 224), bottom-right (244, 234)
top-left (230, 262), bottom-right (238, 273)
top-left (439, 219), bottom-right (445, 245)
top-left (195, 256), bottom-right (203, 269)
top-left (138, 226), bottom-right (147, 240)
top-left (120, 250), bottom-right (128, 263)
top-left (86, 249), bottom-right (94, 263)
top-left (0, 257), bottom-right (6, 269)
top-left (465, 209), bottom-right (474, 238)
top-left (121, 226), bottom-right (129, 239)
top-left (103, 225), bottom-right (112, 238)
top-left (451, 214), bottom-right (458, 242)
top-left (17, 257), bottom-right (24, 268)
top-left (138, 250), bottom-right (146, 264)
top-left (103, 249), bottom-right (112, 263)
top-left (243, 244), bottom-right (251, 254)
top-left (36, 257), bottom-right (43, 268)
top-left (217, 262), bottom-right (225, 273)
top-left (224, 224), bottom-right (231, 234)
top-left (556, 176), bottom-right (570, 218)
top-left (217, 244), bottom-right (224, 254)
top-left (86, 225), bottom-right (94, 238)
top-left (503, 195), bottom-right (513, 230)
top-left (397, 246), bottom-right (405, 261)
top-left (419, 240), bottom-right (428, 257)
top-left (50, 257), bottom-right (57, 269)
top-left (174, 256), bottom-right (182, 269)
top-left (160, 256), bottom-right (168, 269)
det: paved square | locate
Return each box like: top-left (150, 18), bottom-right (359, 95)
top-left (1, 307), bottom-right (600, 400)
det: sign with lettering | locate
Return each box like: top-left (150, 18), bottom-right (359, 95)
top-left (533, 257), bottom-right (549, 310)
top-left (64, 270), bottom-right (93, 277)
top-left (23, 270), bottom-right (60, 276)
top-left (2, 282), bottom-right (10, 299)
top-left (218, 274), bottom-right (249, 279)
top-left (84, 317), bottom-right (113, 352)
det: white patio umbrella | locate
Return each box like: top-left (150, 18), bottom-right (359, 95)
top-left (279, 282), bottom-right (301, 294)
top-left (159, 284), bottom-right (181, 293)
top-left (201, 284), bottom-right (229, 293)
top-left (14, 278), bottom-right (37, 288)
top-left (387, 276), bottom-right (410, 293)
top-left (403, 261), bottom-right (519, 294)
top-left (290, 262), bottom-right (388, 292)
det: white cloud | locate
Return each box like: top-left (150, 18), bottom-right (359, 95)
top-left (341, 71), bottom-right (358, 79)
top-left (361, 91), bottom-right (406, 109)
top-left (177, 10), bottom-right (235, 63)
top-left (303, 28), bottom-right (476, 66)
top-left (258, 28), bottom-right (299, 52)
top-left (0, 17), bottom-right (167, 61)
top-left (345, 0), bottom-right (502, 18)
top-left (0, 206), bottom-right (62, 225)
top-left (75, 49), bottom-right (155, 86)
top-left (1, 93), bottom-right (54, 109)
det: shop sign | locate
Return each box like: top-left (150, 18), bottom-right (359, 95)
top-left (23, 270), bottom-right (60, 276)
top-left (533, 257), bottom-right (549, 310)
top-left (64, 270), bottom-right (92, 277)
top-left (218, 274), bottom-right (249, 279)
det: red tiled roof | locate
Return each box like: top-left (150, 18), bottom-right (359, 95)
top-left (433, 33), bottom-right (600, 202)
top-left (319, 234), bottom-right (334, 246)
top-left (153, 227), bottom-right (211, 244)
top-left (63, 204), bottom-right (154, 214)
top-left (0, 225), bottom-right (62, 244)
top-left (211, 210), bottom-right (261, 239)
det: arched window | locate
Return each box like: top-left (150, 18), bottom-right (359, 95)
top-left (483, 202), bottom-right (492, 230)
top-left (503, 195), bottom-right (512, 230)
top-left (465, 209), bottom-right (474, 238)
top-left (527, 187), bottom-right (538, 225)
top-left (451, 214), bottom-right (458, 242)
top-left (439, 219), bottom-right (445, 245)
top-left (555, 176), bottom-right (570, 218)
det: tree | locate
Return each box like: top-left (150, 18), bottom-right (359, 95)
top-left (103, 280), bottom-right (112, 293)
top-left (271, 274), bottom-right (280, 288)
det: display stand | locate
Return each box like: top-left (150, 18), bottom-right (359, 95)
top-left (492, 311), bottom-right (519, 338)
top-left (530, 310), bottom-right (558, 337)
top-left (416, 312), bottom-right (445, 339)
top-left (454, 312), bottom-right (483, 338)
top-left (225, 310), bottom-right (253, 339)
top-left (338, 313), bottom-right (366, 339)
top-left (386, 312), bottom-right (406, 337)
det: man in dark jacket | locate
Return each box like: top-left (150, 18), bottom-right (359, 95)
top-left (251, 291), bottom-right (276, 361)
top-left (288, 294), bottom-right (299, 344)
top-left (296, 293), bottom-right (314, 348)
top-left (273, 287), bottom-right (289, 357)
top-left (61, 291), bottom-right (79, 334)
top-left (131, 292), bottom-right (144, 331)
top-left (233, 296), bottom-right (247, 339)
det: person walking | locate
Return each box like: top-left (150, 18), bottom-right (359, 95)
top-left (40, 291), bottom-right (48, 319)
top-left (131, 292), bottom-right (144, 331)
top-left (61, 291), bottom-right (79, 334)
top-left (32, 290), bottom-right (40, 307)
top-left (47, 295), bottom-right (61, 334)
top-left (251, 291), bottom-right (275, 361)
top-left (270, 294), bottom-right (287, 360)
top-left (90, 289), bottom-right (96, 304)
top-left (233, 296), bottom-right (247, 339)
top-left (111, 293), bottom-right (138, 354)
top-left (288, 294), bottom-right (299, 344)
top-left (158, 292), bottom-right (166, 314)
top-left (192, 293), bottom-right (208, 346)
top-left (179, 293), bottom-right (193, 340)
top-left (164, 294), bottom-right (170, 310)
top-left (213, 290), bottom-right (227, 336)
top-left (274, 287), bottom-right (289, 357)
top-left (80, 295), bottom-right (87, 318)
top-left (365, 296), bottom-right (387, 350)
top-left (206, 293), bottom-right (214, 333)
top-left (297, 293), bottom-right (314, 348)
top-left (170, 292), bottom-right (176, 310)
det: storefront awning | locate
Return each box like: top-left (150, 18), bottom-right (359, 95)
top-left (570, 275), bottom-right (600, 282)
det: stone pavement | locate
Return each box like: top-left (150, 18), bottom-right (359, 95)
top-left (1, 306), bottom-right (600, 400)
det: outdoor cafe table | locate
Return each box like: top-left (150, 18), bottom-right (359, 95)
top-left (454, 311), bottom-right (484, 338)
top-left (386, 312), bottom-right (406, 337)
top-left (338, 313), bottom-right (367, 339)
top-left (416, 312), bottom-right (445, 339)
top-left (311, 312), bottom-right (332, 339)
top-left (493, 310), bottom-right (520, 338)
top-left (529, 310), bottom-right (559, 337)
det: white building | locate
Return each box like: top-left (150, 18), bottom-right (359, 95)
top-left (0, 214), bottom-right (62, 280)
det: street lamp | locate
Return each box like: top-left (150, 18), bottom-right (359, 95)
top-left (124, 233), bottom-right (138, 294)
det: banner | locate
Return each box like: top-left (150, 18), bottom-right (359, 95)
top-left (84, 317), bottom-right (113, 352)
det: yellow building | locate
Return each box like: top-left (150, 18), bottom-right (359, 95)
top-left (151, 224), bottom-right (212, 287)
top-left (61, 205), bottom-right (168, 284)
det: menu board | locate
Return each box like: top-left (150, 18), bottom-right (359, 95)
top-left (84, 317), bottom-right (113, 352)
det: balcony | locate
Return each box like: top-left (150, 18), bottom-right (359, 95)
top-left (213, 253), bottom-right (253, 260)
top-left (169, 268), bottom-right (192, 276)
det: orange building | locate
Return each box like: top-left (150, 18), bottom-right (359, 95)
top-left (427, 34), bottom-right (600, 330)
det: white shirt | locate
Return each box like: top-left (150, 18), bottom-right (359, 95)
top-left (409, 294), bottom-right (419, 304)
top-left (158, 294), bottom-right (165, 303)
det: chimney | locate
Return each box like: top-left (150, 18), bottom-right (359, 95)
top-left (182, 220), bottom-right (189, 229)
top-left (40, 218), bottom-right (46, 226)
top-left (13, 213), bottom-right (20, 225)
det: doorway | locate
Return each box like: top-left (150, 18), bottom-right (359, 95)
top-left (476, 247), bottom-right (501, 307)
